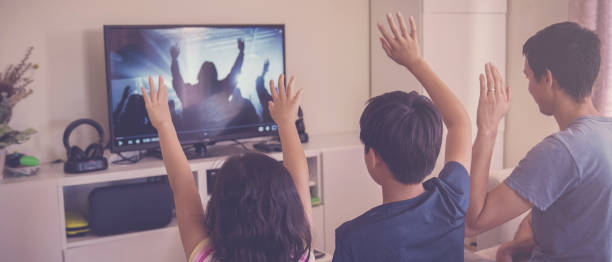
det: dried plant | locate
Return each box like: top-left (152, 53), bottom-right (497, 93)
top-left (0, 47), bottom-right (38, 148)
top-left (0, 124), bottom-right (36, 148)
top-left (0, 47), bottom-right (35, 107)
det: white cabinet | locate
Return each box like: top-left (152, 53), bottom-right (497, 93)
top-left (0, 133), bottom-right (367, 262)
top-left (63, 226), bottom-right (185, 262)
top-left (0, 179), bottom-right (63, 262)
top-left (320, 145), bottom-right (382, 254)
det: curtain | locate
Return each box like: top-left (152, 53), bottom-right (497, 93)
top-left (569, 0), bottom-right (612, 116)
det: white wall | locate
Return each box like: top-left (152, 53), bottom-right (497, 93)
top-left (0, 0), bottom-right (370, 162)
top-left (504, 0), bottom-right (569, 167)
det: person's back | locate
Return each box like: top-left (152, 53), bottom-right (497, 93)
top-left (334, 161), bottom-right (468, 261)
top-left (506, 115), bottom-right (612, 260)
top-left (332, 13), bottom-right (472, 261)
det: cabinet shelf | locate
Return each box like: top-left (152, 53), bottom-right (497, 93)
top-left (66, 218), bottom-right (178, 249)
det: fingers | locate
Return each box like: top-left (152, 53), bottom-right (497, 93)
top-left (506, 85), bottom-right (512, 103)
top-left (409, 16), bottom-right (417, 40)
top-left (491, 64), bottom-right (503, 99)
top-left (141, 86), bottom-right (151, 105)
top-left (386, 13), bottom-right (401, 40)
top-left (377, 22), bottom-right (395, 47)
top-left (293, 88), bottom-right (304, 104)
top-left (491, 65), bottom-right (506, 98)
top-left (278, 74), bottom-right (286, 98)
top-left (158, 75), bottom-right (168, 102)
top-left (267, 101), bottom-right (274, 112)
top-left (270, 74), bottom-right (299, 103)
top-left (397, 12), bottom-right (409, 38)
top-left (479, 74), bottom-right (487, 99)
top-left (149, 76), bottom-right (157, 102)
top-left (485, 64), bottom-right (494, 98)
top-left (286, 76), bottom-right (295, 98)
top-left (269, 79), bottom-right (278, 99)
top-left (380, 37), bottom-right (391, 56)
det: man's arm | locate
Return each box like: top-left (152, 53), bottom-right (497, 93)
top-left (221, 38), bottom-right (245, 98)
top-left (267, 74), bottom-right (312, 224)
top-left (256, 60), bottom-right (271, 103)
top-left (378, 13), bottom-right (471, 168)
top-left (170, 45), bottom-right (185, 100)
top-left (141, 76), bottom-right (207, 259)
top-left (465, 63), bottom-right (532, 237)
top-left (113, 85), bottom-right (131, 125)
top-left (496, 213), bottom-right (536, 262)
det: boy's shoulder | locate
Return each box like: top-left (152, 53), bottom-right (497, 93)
top-left (424, 161), bottom-right (469, 198)
top-left (335, 204), bottom-right (380, 241)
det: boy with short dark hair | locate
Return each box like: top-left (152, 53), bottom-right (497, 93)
top-left (332, 12), bottom-right (472, 261)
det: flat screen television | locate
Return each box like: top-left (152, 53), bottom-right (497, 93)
top-left (104, 24), bottom-right (285, 153)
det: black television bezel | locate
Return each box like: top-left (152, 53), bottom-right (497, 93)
top-left (103, 24), bottom-right (286, 153)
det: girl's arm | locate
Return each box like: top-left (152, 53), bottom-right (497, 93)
top-left (268, 74), bottom-right (312, 224)
top-left (141, 76), bottom-right (207, 259)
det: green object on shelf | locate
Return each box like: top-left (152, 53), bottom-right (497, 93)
top-left (20, 155), bottom-right (39, 166)
top-left (311, 197), bottom-right (321, 206)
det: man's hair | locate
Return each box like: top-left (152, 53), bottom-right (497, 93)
top-left (523, 21), bottom-right (601, 102)
top-left (360, 91), bottom-right (443, 184)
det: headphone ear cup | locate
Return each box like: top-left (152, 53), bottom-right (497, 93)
top-left (85, 143), bottom-right (104, 160)
top-left (68, 146), bottom-right (86, 162)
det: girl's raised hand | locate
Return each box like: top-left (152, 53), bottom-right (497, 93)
top-left (141, 75), bottom-right (173, 130)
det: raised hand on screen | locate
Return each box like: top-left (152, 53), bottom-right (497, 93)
top-left (268, 74), bottom-right (303, 126)
top-left (141, 76), bottom-right (172, 129)
top-left (170, 45), bottom-right (180, 60)
top-left (263, 59), bottom-right (270, 75)
top-left (238, 38), bottom-right (245, 52)
top-left (121, 85), bottom-right (132, 101)
top-left (378, 12), bottom-right (421, 69)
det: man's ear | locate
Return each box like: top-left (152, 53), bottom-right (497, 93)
top-left (544, 69), bottom-right (555, 89)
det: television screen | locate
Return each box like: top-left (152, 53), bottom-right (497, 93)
top-left (104, 25), bottom-right (285, 152)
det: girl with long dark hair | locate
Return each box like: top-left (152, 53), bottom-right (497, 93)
top-left (141, 74), bottom-right (313, 262)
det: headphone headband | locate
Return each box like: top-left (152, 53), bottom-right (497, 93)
top-left (63, 118), bottom-right (105, 151)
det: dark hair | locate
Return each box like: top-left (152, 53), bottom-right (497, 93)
top-left (204, 153), bottom-right (311, 262)
top-left (360, 91), bottom-right (443, 184)
top-left (523, 21), bottom-right (601, 102)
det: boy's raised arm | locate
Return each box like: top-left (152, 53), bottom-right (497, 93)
top-left (378, 12), bottom-right (472, 169)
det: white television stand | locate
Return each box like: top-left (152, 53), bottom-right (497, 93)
top-left (1, 133), bottom-right (379, 262)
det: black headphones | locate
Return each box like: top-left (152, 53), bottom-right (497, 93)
top-left (63, 118), bottom-right (108, 173)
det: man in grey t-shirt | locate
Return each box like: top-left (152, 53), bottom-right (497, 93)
top-left (465, 22), bottom-right (612, 261)
top-left (506, 116), bottom-right (612, 260)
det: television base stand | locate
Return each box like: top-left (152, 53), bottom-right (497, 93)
top-left (147, 143), bottom-right (209, 160)
top-left (183, 143), bottom-right (208, 159)
top-left (253, 140), bottom-right (282, 152)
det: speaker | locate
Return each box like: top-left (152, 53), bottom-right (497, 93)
top-left (296, 107), bottom-right (309, 143)
top-left (88, 182), bottom-right (174, 236)
top-left (63, 119), bottom-right (108, 173)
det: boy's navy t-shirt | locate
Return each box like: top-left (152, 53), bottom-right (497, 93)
top-left (332, 162), bottom-right (469, 262)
